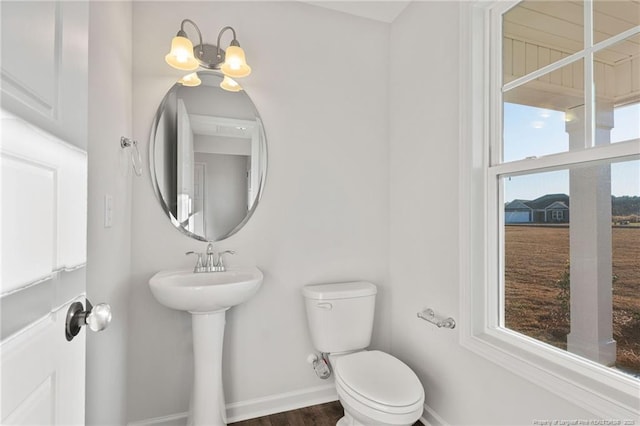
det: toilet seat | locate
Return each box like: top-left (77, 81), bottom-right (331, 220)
top-left (332, 350), bottom-right (424, 415)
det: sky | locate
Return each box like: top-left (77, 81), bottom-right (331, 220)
top-left (502, 102), bottom-right (640, 202)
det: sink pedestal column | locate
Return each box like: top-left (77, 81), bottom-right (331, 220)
top-left (189, 309), bottom-right (228, 426)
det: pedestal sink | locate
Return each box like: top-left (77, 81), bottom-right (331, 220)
top-left (149, 267), bottom-right (263, 426)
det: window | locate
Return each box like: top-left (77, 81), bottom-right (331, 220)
top-left (550, 209), bottom-right (564, 221)
top-left (460, 0), bottom-right (639, 418)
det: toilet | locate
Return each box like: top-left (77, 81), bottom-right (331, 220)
top-left (302, 281), bottom-right (424, 426)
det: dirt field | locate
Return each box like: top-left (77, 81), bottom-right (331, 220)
top-left (504, 225), bottom-right (640, 375)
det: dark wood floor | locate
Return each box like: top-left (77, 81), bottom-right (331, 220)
top-left (229, 400), bottom-right (424, 426)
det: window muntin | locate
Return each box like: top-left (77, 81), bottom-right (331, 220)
top-left (501, 160), bottom-right (640, 377)
top-left (461, 0), bottom-right (640, 417)
top-left (496, 0), bottom-right (640, 380)
top-left (502, 59), bottom-right (584, 162)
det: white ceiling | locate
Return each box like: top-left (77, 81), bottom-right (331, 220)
top-left (299, 1), bottom-right (411, 23)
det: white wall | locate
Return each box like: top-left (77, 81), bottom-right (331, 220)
top-left (129, 2), bottom-right (390, 423)
top-left (82, 1), bottom-right (625, 424)
top-left (389, 2), bottom-right (595, 425)
top-left (86, 2), bottom-right (132, 425)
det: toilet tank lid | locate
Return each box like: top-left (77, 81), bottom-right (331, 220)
top-left (302, 281), bottom-right (377, 300)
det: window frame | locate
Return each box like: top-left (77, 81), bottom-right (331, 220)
top-left (459, 0), bottom-right (640, 418)
top-left (551, 210), bottom-right (564, 221)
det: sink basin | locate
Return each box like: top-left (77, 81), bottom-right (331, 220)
top-left (149, 267), bottom-right (263, 313)
top-left (149, 265), bottom-right (263, 425)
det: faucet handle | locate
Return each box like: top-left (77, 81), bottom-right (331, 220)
top-left (216, 250), bottom-right (236, 271)
top-left (185, 251), bottom-right (204, 272)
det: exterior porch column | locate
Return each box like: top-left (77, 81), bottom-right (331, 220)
top-left (565, 103), bottom-right (616, 366)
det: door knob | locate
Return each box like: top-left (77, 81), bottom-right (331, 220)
top-left (65, 299), bottom-right (112, 341)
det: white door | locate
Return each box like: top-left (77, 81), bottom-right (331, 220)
top-left (1, 110), bottom-right (89, 425)
top-left (0, 2), bottom-right (104, 424)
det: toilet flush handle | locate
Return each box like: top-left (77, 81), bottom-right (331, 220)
top-left (316, 302), bottom-right (332, 310)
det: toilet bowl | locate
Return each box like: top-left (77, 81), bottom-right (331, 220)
top-left (302, 282), bottom-right (424, 426)
top-left (331, 350), bottom-right (424, 426)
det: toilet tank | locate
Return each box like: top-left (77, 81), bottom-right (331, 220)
top-left (302, 281), bottom-right (377, 353)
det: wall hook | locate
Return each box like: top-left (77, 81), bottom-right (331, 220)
top-left (121, 136), bottom-right (142, 176)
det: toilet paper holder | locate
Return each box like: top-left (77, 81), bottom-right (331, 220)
top-left (417, 308), bottom-right (456, 329)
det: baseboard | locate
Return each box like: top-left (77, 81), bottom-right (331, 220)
top-left (421, 402), bottom-right (448, 426)
top-left (127, 383), bottom-right (338, 426)
top-left (127, 386), bottom-right (444, 426)
top-left (226, 383), bottom-right (338, 423)
top-left (128, 411), bottom-right (187, 426)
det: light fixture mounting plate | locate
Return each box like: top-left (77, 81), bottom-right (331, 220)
top-left (193, 44), bottom-right (225, 70)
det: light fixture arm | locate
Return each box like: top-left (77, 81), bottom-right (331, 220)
top-left (166, 19), bottom-right (250, 82)
top-left (178, 19), bottom-right (204, 54)
top-left (216, 26), bottom-right (240, 59)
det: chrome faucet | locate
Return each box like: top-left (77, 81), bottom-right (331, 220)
top-left (205, 243), bottom-right (216, 271)
top-left (185, 251), bottom-right (205, 272)
top-left (186, 244), bottom-right (235, 273)
top-left (216, 250), bottom-right (235, 271)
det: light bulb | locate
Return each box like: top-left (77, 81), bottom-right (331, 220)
top-left (179, 72), bottom-right (201, 87)
top-left (220, 76), bottom-right (242, 92)
top-left (221, 45), bottom-right (251, 78)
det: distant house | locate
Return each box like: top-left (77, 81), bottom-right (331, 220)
top-left (504, 199), bottom-right (533, 223)
top-left (505, 194), bottom-right (570, 224)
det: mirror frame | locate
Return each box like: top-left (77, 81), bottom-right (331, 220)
top-left (148, 72), bottom-right (267, 242)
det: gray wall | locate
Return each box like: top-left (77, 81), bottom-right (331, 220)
top-left (87, 1), bottom-right (132, 425)
top-left (388, 2), bottom-right (591, 424)
top-left (82, 1), bottom-right (604, 424)
top-left (129, 1), bottom-right (390, 422)
top-left (194, 152), bottom-right (249, 240)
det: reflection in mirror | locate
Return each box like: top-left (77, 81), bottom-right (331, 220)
top-left (150, 72), bottom-right (267, 242)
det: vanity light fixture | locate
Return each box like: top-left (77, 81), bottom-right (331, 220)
top-left (165, 19), bottom-right (251, 90)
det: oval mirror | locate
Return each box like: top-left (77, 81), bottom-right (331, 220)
top-left (149, 72), bottom-right (267, 242)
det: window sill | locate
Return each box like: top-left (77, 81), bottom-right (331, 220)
top-left (460, 326), bottom-right (640, 419)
